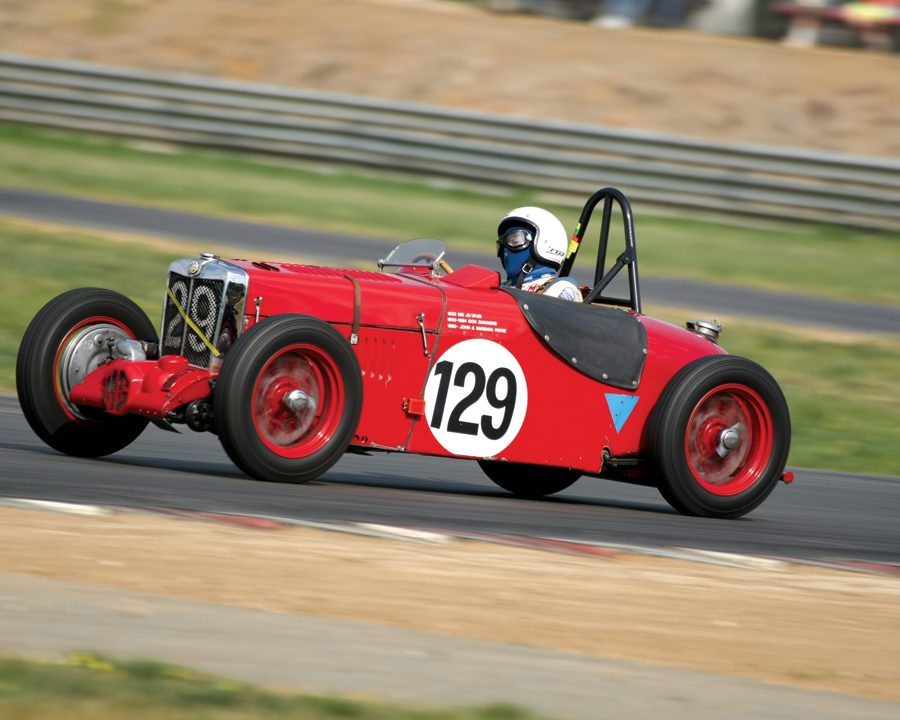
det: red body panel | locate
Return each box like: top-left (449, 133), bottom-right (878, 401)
top-left (230, 261), bottom-right (726, 473)
top-left (229, 263), bottom-right (444, 333)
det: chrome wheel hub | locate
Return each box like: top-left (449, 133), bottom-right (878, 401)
top-left (716, 423), bottom-right (743, 458)
top-left (58, 324), bottom-right (130, 416)
top-left (283, 388), bottom-right (317, 414)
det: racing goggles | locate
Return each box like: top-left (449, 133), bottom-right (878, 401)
top-left (497, 226), bottom-right (534, 254)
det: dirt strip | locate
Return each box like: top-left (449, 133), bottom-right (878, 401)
top-left (2, 505), bottom-right (898, 702)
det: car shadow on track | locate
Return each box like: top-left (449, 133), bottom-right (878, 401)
top-left (104, 454), bottom-right (246, 479)
top-left (323, 470), bottom-right (677, 516)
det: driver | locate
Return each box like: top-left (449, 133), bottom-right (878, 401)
top-left (497, 206), bottom-right (581, 301)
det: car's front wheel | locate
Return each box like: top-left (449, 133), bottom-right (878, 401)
top-left (214, 315), bottom-right (362, 483)
top-left (16, 288), bottom-right (157, 457)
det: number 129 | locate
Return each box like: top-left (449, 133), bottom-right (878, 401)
top-left (429, 360), bottom-right (518, 440)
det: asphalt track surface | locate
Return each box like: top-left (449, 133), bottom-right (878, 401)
top-left (2, 396), bottom-right (898, 565)
top-left (3, 186), bottom-right (900, 335)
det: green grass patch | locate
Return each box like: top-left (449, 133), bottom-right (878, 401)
top-left (0, 653), bottom-right (544, 720)
top-left (648, 307), bottom-right (900, 476)
top-left (1, 123), bottom-right (898, 306)
top-left (2, 220), bottom-right (897, 476)
top-left (0, 220), bottom-right (191, 390)
top-left (720, 322), bottom-right (900, 476)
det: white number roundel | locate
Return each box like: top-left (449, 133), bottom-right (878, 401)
top-left (423, 339), bottom-right (528, 457)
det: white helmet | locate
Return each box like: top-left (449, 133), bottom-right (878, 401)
top-left (497, 206), bottom-right (568, 270)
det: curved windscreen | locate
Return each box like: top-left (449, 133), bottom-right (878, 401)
top-left (377, 238), bottom-right (447, 272)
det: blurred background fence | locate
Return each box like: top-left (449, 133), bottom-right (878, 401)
top-left (1, 52), bottom-right (898, 229)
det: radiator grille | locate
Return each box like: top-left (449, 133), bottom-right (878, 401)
top-left (161, 272), bottom-right (224, 367)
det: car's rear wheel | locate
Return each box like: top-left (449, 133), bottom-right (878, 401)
top-left (649, 355), bottom-right (790, 519)
top-left (215, 315), bottom-right (362, 483)
top-left (478, 460), bottom-right (580, 498)
top-left (16, 288), bottom-right (157, 457)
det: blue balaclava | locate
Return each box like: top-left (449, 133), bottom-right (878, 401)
top-left (500, 245), bottom-right (532, 285)
top-left (499, 245), bottom-right (556, 287)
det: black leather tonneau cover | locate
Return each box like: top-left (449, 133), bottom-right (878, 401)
top-left (505, 289), bottom-right (648, 390)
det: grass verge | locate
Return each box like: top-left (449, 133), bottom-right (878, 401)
top-left (2, 122), bottom-right (899, 306)
top-left (0, 653), bottom-right (543, 720)
top-left (3, 219), bottom-right (898, 476)
top-left (0, 220), bottom-right (194, 391)
top-left (657, 311), bottom-right (900, 476)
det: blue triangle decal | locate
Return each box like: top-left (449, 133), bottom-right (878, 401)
top-left (605, 394), bottom-right (639, 433)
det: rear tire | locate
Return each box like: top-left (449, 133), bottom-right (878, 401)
top-left (479, 460), bottom-right (580, 498)
top-left (215, 315), bottom-right (362, 483)
top-left (16, 288), bottom-right (157, 457)
top-left (649, 355), bottom-right (790, 519)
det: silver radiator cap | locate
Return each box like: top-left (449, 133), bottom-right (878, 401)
top-left (686, 319), bottom-right (723, 343)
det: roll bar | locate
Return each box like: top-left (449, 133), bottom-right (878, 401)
top-left (558, 188), bottom-right (641, 314)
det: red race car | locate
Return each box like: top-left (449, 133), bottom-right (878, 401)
top-left (17, 189), bottom-right (792, 518)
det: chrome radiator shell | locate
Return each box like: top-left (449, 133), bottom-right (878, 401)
top-left (160, 255), bottom-right (248, 369)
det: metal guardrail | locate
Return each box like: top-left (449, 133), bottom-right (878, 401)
top-left (1, 52), bottom-right (898, 229)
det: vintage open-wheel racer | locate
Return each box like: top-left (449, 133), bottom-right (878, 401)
top-left (17, 188), bottom-right (792, 519)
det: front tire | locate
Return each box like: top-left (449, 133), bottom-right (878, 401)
top-left (16, 288), bottom-right (157, 457)
top-left (649, 355), bottom-right (791, 519)
top-left (479, 460), bottom-right (580, 498)
top-left (215, 315), bottom-right (363, 483)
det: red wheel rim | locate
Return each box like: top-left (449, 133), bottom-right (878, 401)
top-left (251, 344), bottom-right (345, 459)
top-left (53, 316), bottom-right (135, 422)
top-left (684, 383), bottom-right (774, 496)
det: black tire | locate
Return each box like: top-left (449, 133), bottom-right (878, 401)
top-left (478, 460), bottom-right (580, 498)
top-left (649, 355), bottom-right (791, 519)
top-left (215, 315), bottom-right (362, 483)
top-left (16, 288), bottom-right (157, 457)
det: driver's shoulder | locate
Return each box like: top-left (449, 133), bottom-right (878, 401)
top-left (538, 276), bottom-right (582, 302)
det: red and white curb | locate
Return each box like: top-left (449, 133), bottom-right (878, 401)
top-left (2, 496), bottom-right (898, 578)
